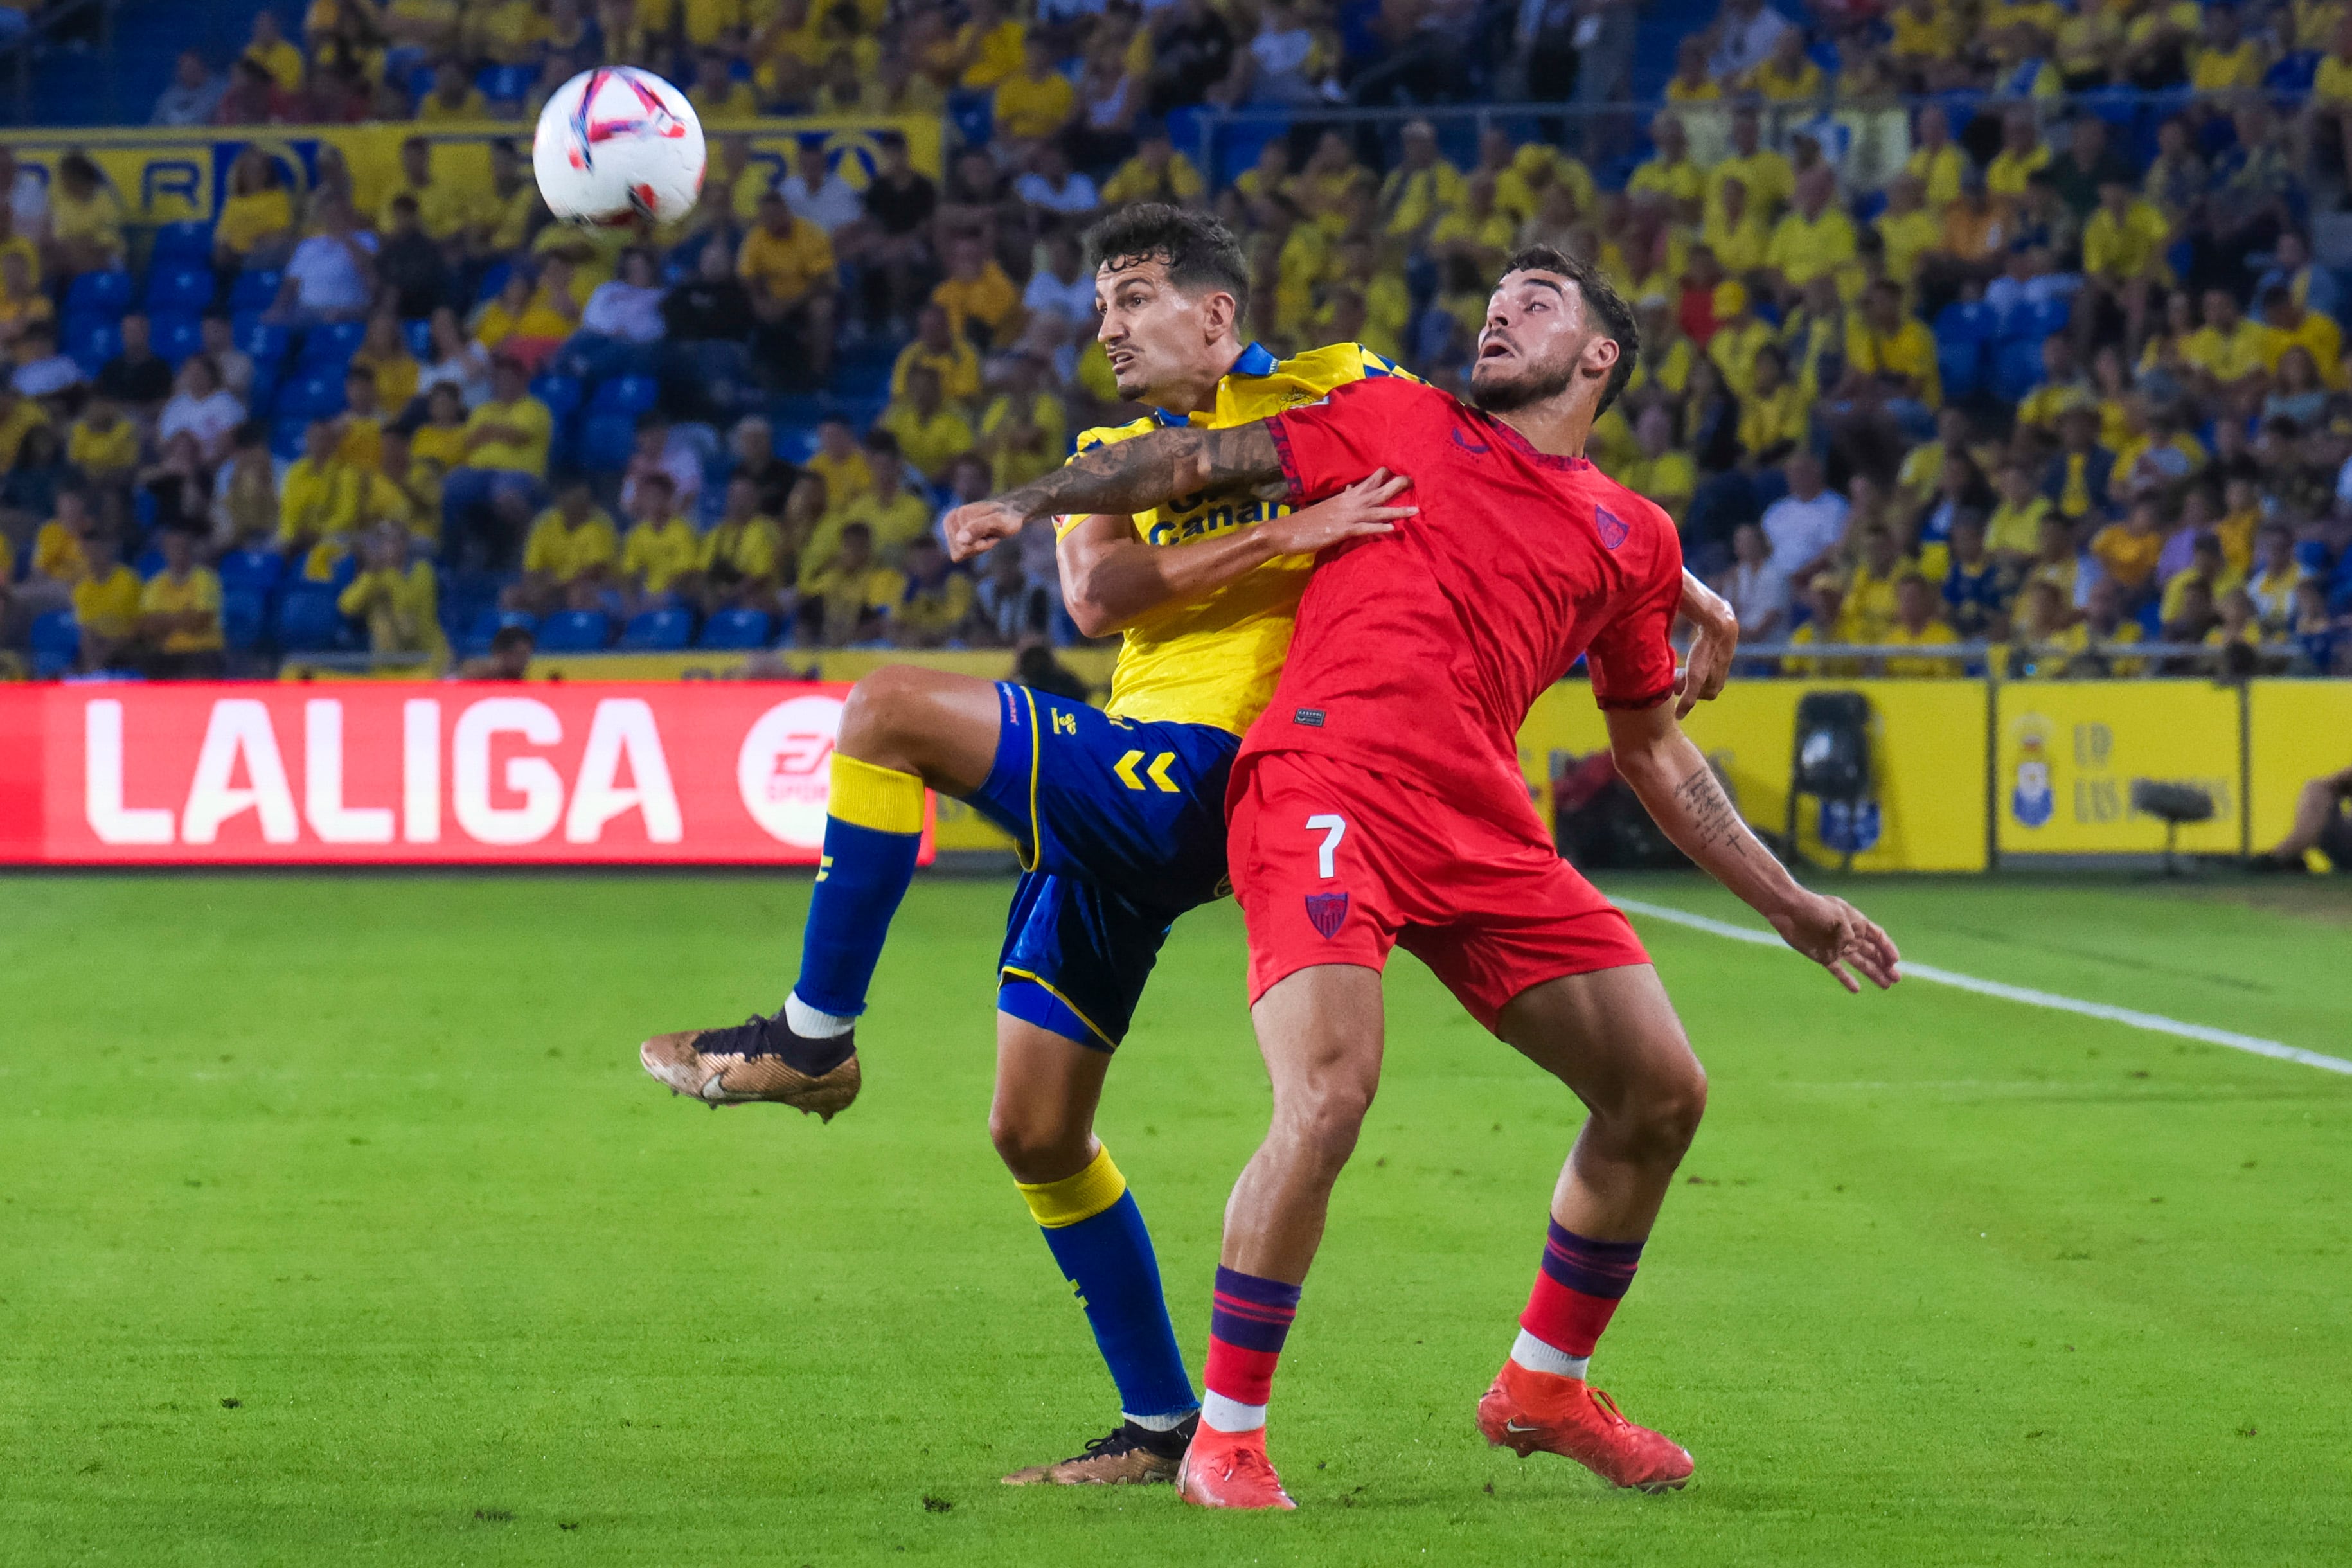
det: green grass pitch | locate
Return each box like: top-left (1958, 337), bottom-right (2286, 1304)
top-left (3, 870), bottom-right (2349, 1565)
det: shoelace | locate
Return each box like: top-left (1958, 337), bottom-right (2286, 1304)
top-left (1222, 1443), bottom-right (1285, 1490)
top-left (1585, 1387), bottom-right (1632, 1429)
top-left (1077, 1425), bottom-right (1141, 1459)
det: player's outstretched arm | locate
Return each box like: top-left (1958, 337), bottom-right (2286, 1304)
top-left (1057, 470), bottom-right (1416, 636)
top-left (943, 421), bottom-right (1288, 561)
top-left (1603, 700), bottom-right (1901, 993)
top-left (1676, 571), bottom-right (1736, 718)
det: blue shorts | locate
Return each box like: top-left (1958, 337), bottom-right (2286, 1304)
top-left (963, 682), bottom-right (1241, 1051)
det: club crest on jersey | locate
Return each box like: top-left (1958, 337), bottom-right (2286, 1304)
top-left (1305, 891), bottom-right (1350, 939)
top-left (1594, 504), bottom-right (1628, 550)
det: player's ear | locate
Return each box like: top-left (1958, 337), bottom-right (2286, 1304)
top-left (1584, 334), bottom-right (1622, 376)
top-left (1202, 287), bottom-right (1238, 343)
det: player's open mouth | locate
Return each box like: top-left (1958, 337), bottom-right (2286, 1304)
top-left (1479, 339), bottom-right (1515, 361)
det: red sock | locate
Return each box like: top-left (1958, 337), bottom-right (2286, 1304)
top-left (1515, 1220), bottom-right (1644, 1375)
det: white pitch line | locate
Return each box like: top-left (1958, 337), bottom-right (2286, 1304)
top-left (1608, 895), bottom-right (2352, 1078)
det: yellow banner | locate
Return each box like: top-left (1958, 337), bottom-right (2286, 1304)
top-left (515, 646), bottom-right (1118, 690)
top-left (1993, 681), bottom-right (2242, 856)
top-left (1520, 679), bottom-right (1990, 872)
top-left (0, 117), bottom-right (943, 226)
top-left (2246, 679), bottom-right (2352, 850)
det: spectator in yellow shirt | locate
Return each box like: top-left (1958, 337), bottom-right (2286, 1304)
top-left (1844, 279), bottom-right (1941, 411)
top-left (1985, 458), bottom-right (2054, 558)
top-left (1985, 107), bottom-right (2052, 198)
top-left (931, 235), bottom-right (1024, 350)
top-left (955, 0), bottom-right (1025, 89)
top-left (1764, 166), bottom-right (1857, 297)
top-left (2182, 287), bottom-right (2269, 390)
top-left (1703, 176), bottom-right (1772, 274)
top-left (739, 190), bottom-right (837, 382)
top-left (2189, 4), bottom-right (2266, 94)
top-left (1707, 280), bottom-right (1776, 398)
top-left (2258, 283), bottom-right (2346, 388)
top-left (414, 55), bottom-right (490, 121)
top-left (71, 531), bottom-right (145, 670)
top-left (803, 414), bottom-right (871, 517)
top-left (619, 473), bottom-right (704, 608)
top-left (1378, 120), bottom-right (1467, 244)
top-left (687, 49), bottom-right (758, 121)
top-left (47, 152), bottom-right (125, 278)
top-left (1627, 114), bottom-right (1703, 218)
top-left (214, 148), bottom-right (298, 272)
top-left (805, 430), bottom-right (932, 572)
top-left (1905, 105), bottom-right (1968, 208)
top-left (891, 535), bottom-right (974, 648)
top-left (797, 520), bottom-right (904, 645)
top-left (1880, 574), bottom-right (1964, 676)
top-left (31, 487), bottom-right (96, 587)
top-left (1743, 27), bottom-right (1825, 100)
top-left (137, 526), bottom-right (226, 677)
top-left (891, 303), bottom-right (983, 404)
top-left (335, 364), bottom-right (389, 472)
top-left (2091, 499), bottom-right (2167, 607)
top-left (243, 9), bottom-right (306, 91)
top-left (1620, 405), bottom-right (1697, 520)
top-left (700, 475), bottom-right (787, 612)
top-left (1738, 344), bottom-right (1812, 463)
top-left (447, 356), bottom-right (555, 566)
top-left (67, 397), bottom-right (140, 492)
top-left (511, 480), bottom-right (619, 614)
top-left (279, 419), bottom-right (362, 550)
top-left (338, 524), bottom-right (447, 668)
top-left (2312, 15), bottom-right (2352, 179)
top-left (878, 364), bottom-right (976, 486)
top-left (2082, 179), bottom-right (2173, 344)
top-left (1097, 127), bottom-right (1207, 208)
top-left (993, 35), bottom-right (1074, 145)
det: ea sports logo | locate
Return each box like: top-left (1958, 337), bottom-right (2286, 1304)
top-left (736, 695), bottom-right (844, 847)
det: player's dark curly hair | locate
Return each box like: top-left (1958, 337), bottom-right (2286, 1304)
top-left (1085, 204), bottom-right (1251, 325)
top-left (1500, 245), bottom-right (1641, 416)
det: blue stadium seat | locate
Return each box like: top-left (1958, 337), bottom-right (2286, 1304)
top-left (1936, 339), bottom-right (1984, 401)
top-left (587, 373), bottom-right (660, 418)
top-left (275, 583), bottom-right (349, 652)
top-left (234, 314), bottom-right (293, 366)
top-left (460, 607), bottom-right (537, 656)
top-left (1933, 300), bottom-right (1997, 346)
top-left (216, 549), bottom-right (287, 592)
top-left (144, 262), bottom-right (214, 316)
top-left (227, 269), bottom-right (284, 314)
top-left (1991, 337), bottom-right (2045, 402)
top-left (474, 260), bottom-right (513, 305)
top-left (1996, 296), bottom-right (2069, 344)
top-left (276, 370), bottom-right (347, 420)
top-left (404, 317), bottom-right (434, 358)
top-left (300, 319), bottom-right (368, 368)
top-left (269, 416), bottom-right (313, 459)
top-left (67, 320), bottom-right (121, 379)
top-left (151, 220), bottom-right (215, 265)
top-left (532, 372), bottom-right (585, 420)
top-left (477, 62), bottom-right (535, 103)
top-left (2268, 51), bottom-right (2321, 93)
top-left (536, 609), bottom-right (613, 652)
top-left (698, 607), bottom-right (772, 649)
top-left (64, 269), bottom-right (134, 320)
top-left (221, 585), bottom-right (268, 652)
top-left (133, 544), bottom-right (166, 578)
top-left (576, 413), bottom-right (639, 471)
top-left (30, 610), bottom-right (78, 677)
top-left (150, 312), bottom-right (205, 366)
top-left (619, 607), bottom-right (693, 651)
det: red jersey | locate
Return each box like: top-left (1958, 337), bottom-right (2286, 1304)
top-left (1250, 375), bottom-right (1683, 831)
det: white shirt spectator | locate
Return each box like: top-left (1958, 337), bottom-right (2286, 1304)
top-left (1023, 264), bottom-right (1097, 329)
top-left (285, 229), bottom-right (378, 317)
top-left (781, 169), bottom-right (864, 235)
top-left (210, 343), bottom-right (254, 399)
top-left (9, 167), bottom-right (46, 241)
top-left (1708, 0), bottom-right (1794, 80)
top-left (13, 353), bottom-right (85, 398)
top-left (1761, 486), bottom-right (1849, 581)
top-left (158, 388), bottom-right (247, 462)
top-left (1015, 168), bottom-right (1101, 216)
top-left (152, 71), bottom-right (226, 127)
top-left (581, 279), bottom-right (666, 342)
top-left (1725, 558), bottom-right (1792, 637)
top-left (420, 341), bottom-right (494, 408)
top-left (619, 431), bottom-right (706, 515)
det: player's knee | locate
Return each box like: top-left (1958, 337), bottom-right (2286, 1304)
top-left (1625, 1060), bottom-right (1708, 1164)
top-left (838, 666), bottom-right (936, 767)
top-left (986, 1102), bottom-right (1090, 1181)
top-left (1272, 1075), bottom-right (1378, 1172)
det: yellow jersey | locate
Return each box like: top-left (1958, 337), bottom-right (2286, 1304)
top-left (1065, 341), bottom-right (1414, 736)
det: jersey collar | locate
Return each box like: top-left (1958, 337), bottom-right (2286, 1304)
top-left (1150, 341), bottom-right (1280, 426)
top-left (1477, 407), bottom-right (1594, 471)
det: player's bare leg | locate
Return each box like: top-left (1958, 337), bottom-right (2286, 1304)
top-left (1474, 964), bottom-right (1704, 1491)
top-left (991, 1019), bottom-right (1200, 1484)
top-left (639, 668), bottom-right (1001, 1112)
top-left (1180, 963), bottom-right (1384, 1510)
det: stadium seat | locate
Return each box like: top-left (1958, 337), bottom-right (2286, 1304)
top-left (698, 607), bottom-right (772, 649)
top-left (150, 220), bottom-right (215, 265)
top-left (1932, 300), bottom-right (1997, 346)
top-left (532, 373), bottom-right (584, 420)
top-left (30, 610), bottom-right (78, 677)
top-left (276, 370), bottom-right (347, 420)
top-left (404, 318), bottom-right (434, 359)
top-left (477, 62), bottom-right (535, 104)
top-left (474, 261), bottom-right (513, 305)
top-left (618, 607), bottom-right (693, 651)
top-left (1991, 338), bottom-right (2045, 402)
top-left (275, 584), bottom-right (349, 652)
top-left (216, 549), bottom-right (287, 592)
top-left (459, 607), bottom-right (536, 656)
top-left (1936, 339), bottom-right (1984, 401)
top-left (269, 416), bottom-right (312, 460)
top-left (227, 269), bottom-right (284, 314)
top-left (235, 314), bottom-right (293, 366)
top-left (587, 373), bottom-right (660, 418)
top-left (132, 544), bottom-right (165, 578)
top-left (144, 263), bottom-right (214, 316)
top-left (300, 319), bottom-right (368, 368)
top-left (575, 413), bottom-right (638, 471)
top-left (66, 321), bottom-right (121, 379)
top-left (64, 269), bottom-right (134, 320)
top-left (221, 585), bottom-right (268, 652)
top-left (536, 609), bottom-right (613, 652)
top-left (150, 312), bottom-right (205, 366)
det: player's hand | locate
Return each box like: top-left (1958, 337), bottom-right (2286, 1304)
top-left (1767, 890), bottom-right (1901, 993)
top-left (1675, 573), bottom-right (1736, 719)
top-left (1260, 469), bottom-right (1415, 556)
top-left (942, 498), bottom-right (1029, 562)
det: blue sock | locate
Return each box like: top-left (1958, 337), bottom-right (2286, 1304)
top-left (792, 755), bottom-right (925, 1019)
top-left (1019, 1146), bottom-right (1198, 1423)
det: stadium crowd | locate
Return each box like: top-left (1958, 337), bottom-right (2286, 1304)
top-left (0, 0), bottom-right (2349, 678)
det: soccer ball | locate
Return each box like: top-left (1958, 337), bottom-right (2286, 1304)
top-left (532, 66), bottom-right (706, 227)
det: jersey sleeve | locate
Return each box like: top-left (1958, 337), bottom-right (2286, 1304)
top-left (1583, 495), bottom-right (1686, 711)
top-left (1263, 375), bottom-right (1439, 505)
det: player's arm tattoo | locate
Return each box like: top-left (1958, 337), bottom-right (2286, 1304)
top-left (1673, 762), bottom-right (1750, 863)
top-left (1001, 422), bottom-right (1288, 523)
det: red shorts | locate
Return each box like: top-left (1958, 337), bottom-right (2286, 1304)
top-left (1227, 750), bottom-right (1651, 1033)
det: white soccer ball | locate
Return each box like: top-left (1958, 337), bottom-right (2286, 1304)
top-left (532, 66), bottom-right (706, 227)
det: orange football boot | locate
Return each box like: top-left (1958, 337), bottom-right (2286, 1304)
top-left (1475, 1360), bottom-right (1693, 1492)
top-left (1176, 1426), bottom-right (1297, 1510)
